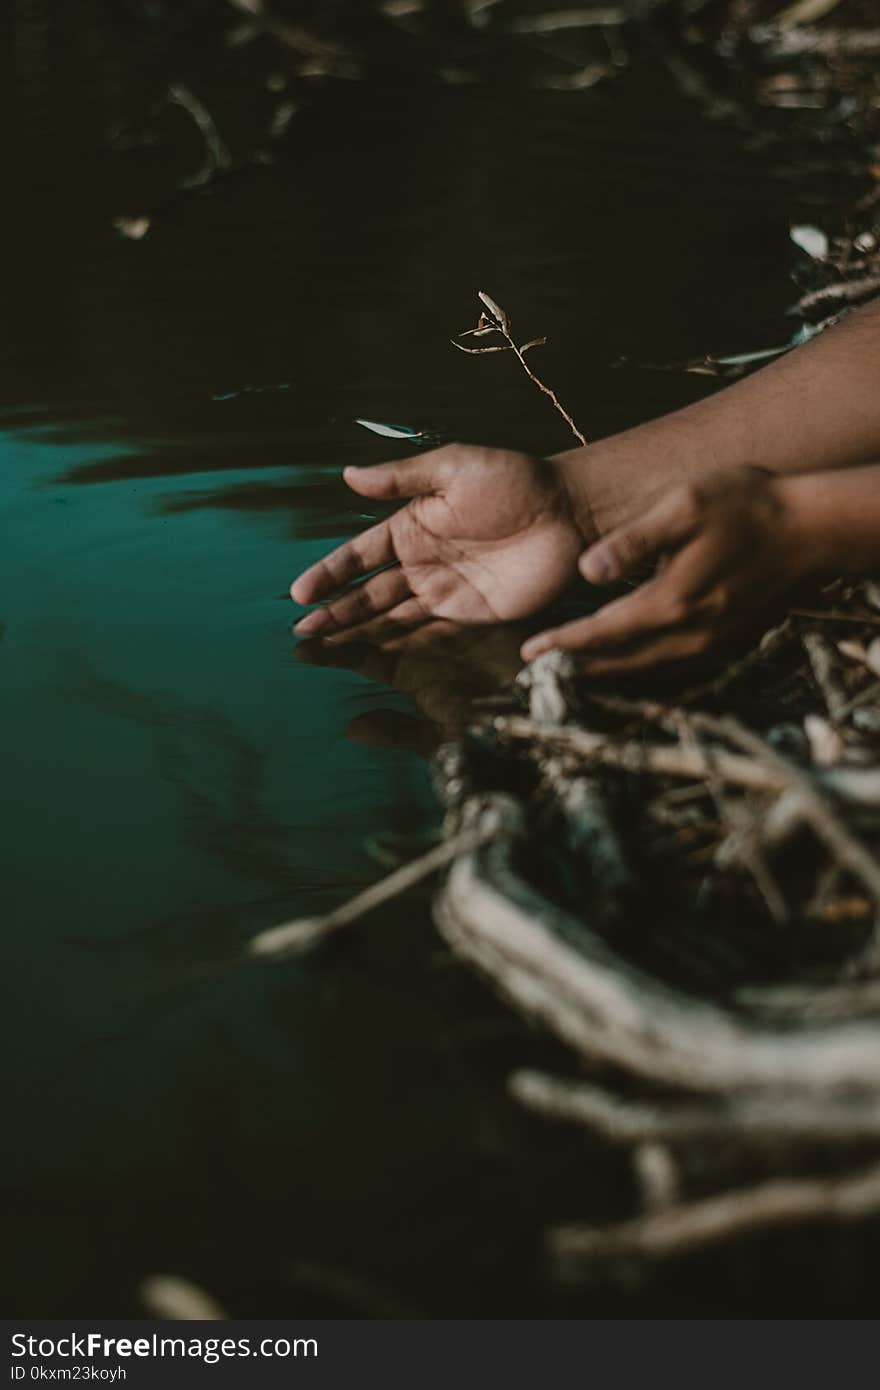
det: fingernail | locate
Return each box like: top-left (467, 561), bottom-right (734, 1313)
top-left (294, 610), bottom-right (328, 635)
top-left (521, 639), bottom-right (547, 662)
top-left (582, 547), bottom-right (612, 584)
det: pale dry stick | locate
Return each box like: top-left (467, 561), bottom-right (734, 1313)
top-left (689, 711), bottom-right (880, 909)
top-left (757, 25), bottom-right (880, 59)
top-left (737, 978), bottom-right (880, 1024)
top-left (836, 677), bottom-right (880, 723)
top-left (577, 692), bottom-right (880, 900)
top-left (672, 711), bottom-right (788, 923)
top-left (506, 8), bottom-right (626, 33)
top-left (549, 1159), bottom-right (880, 1272)
top-left (796, 276), bottom-right (880, 318)
top-left (167, 84), bottom-right (231, 185)
top-left (437, 798), bottom-right (880, 1094)
top-left (498, 712), bottom-right (880, 807)
top-left (453, 292), bottom-right (588, 445)
top-left (633, 1143), bottom-right (680, 1213)
top-left (791, 608), bottom-right (880, 627)
top-left (139, 1275), bottom-right (226, 1321)
top-left (249, 822), bottom-right (497, 959)
top-left (677, 620), bottom-right (794, 707)
top-left (497, 715), bottom-right (785, 793)
top-left (803, 630), bottom-right (851, 723)
top-left (510, 1068), bottom-right (880, 1143)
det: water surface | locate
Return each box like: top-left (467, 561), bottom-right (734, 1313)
top-left (3, 2), bottom-right (833, 1315)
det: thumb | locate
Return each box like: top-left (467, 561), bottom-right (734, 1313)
top-left (580, 485), bottom-right (698, 584)
top-left (343, 444), bottom-right (458, 501)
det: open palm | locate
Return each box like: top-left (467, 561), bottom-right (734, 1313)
top-left (291, 444), bottom-right (585, 644)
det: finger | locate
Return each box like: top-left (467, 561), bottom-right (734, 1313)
top-left (290, 519), bottom-right (394, 605)
top-left (293, 566), bottom-right (410, 637)
top-left (578, 626), bottom-right (713, 678)
top-left (324, 595), bottom-right (431, 648)
top-left (380, 619), bottom-right (469, 655)
top-left (521, 580), bottom-right (672, 662)
top-left (342, 444), bottom-right (459, 502)
top-left (347, 710), bottom-right (439, 759)
top-left (293, 638), bottom-right (398, 686)
top-left (580, 486), bottom-right (699, 585)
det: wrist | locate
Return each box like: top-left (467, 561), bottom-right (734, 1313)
top-left (548, 408), bottom-right (749, 544)
top-left (549, 446), bottom-right (595, 544)
top-left (776, 473), bottom-right (843, 582)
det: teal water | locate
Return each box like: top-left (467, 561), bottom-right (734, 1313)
top-left (4, 1), bottom-right (843, 1316)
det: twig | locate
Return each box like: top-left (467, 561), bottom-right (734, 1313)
top-left (453, 292), bottom-right (588, 445)
top-left (510, 1068), bottom-right (880, 1143)
top-left (550, 1160), bottom-right (880, 1272)
top-left (673, 712), bottom-right (788, 923)
top-left (496, 712), bottom-right (880, 808)
top-left (688, 712), bottom-right (880, 912)
top-left (249, 822), bottom-right (496, 959)
top-left (803, 631), bottom-right (850, 723)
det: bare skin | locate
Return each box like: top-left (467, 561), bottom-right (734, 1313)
top-left (296, 623), bottom-right (524, 754)
top-left (292, 447), bottom-right (584, 643)
top-left (521, 463), bottom-right (880, 675)
top-left (292, 299), bottom-right (880, 671)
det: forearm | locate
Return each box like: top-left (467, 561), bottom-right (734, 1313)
top-left (786, 463), bottom-right (880, 581)
top-left (554, 296), bottom-right (880, 538)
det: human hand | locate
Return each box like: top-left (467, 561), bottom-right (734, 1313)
top-left (291, 444), bottom-right (586, 644)
top-left (296, 622), bottom-right (524, 754)
top-left (521, 466), bottom-right (818, 676)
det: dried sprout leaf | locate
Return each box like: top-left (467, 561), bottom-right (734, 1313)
top-left (478, 291), bottom-right (510, 335)
top-left (804, 713), bottom-right (845, 767)
top-left (451, 340), bottom-right (514, 354)
top-left (519, 336), bottom-right (547, 353)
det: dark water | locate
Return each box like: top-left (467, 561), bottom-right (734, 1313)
top-left (3, 2), bottom-right (858, 1316)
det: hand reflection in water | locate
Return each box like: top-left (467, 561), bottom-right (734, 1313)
top-left (295, 622), bottom-right (525, 758)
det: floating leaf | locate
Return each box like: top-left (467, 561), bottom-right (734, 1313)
top-left (354, 418), bottom-right (425, 439)
top-left (790, 224), bottom-right (828, 260)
